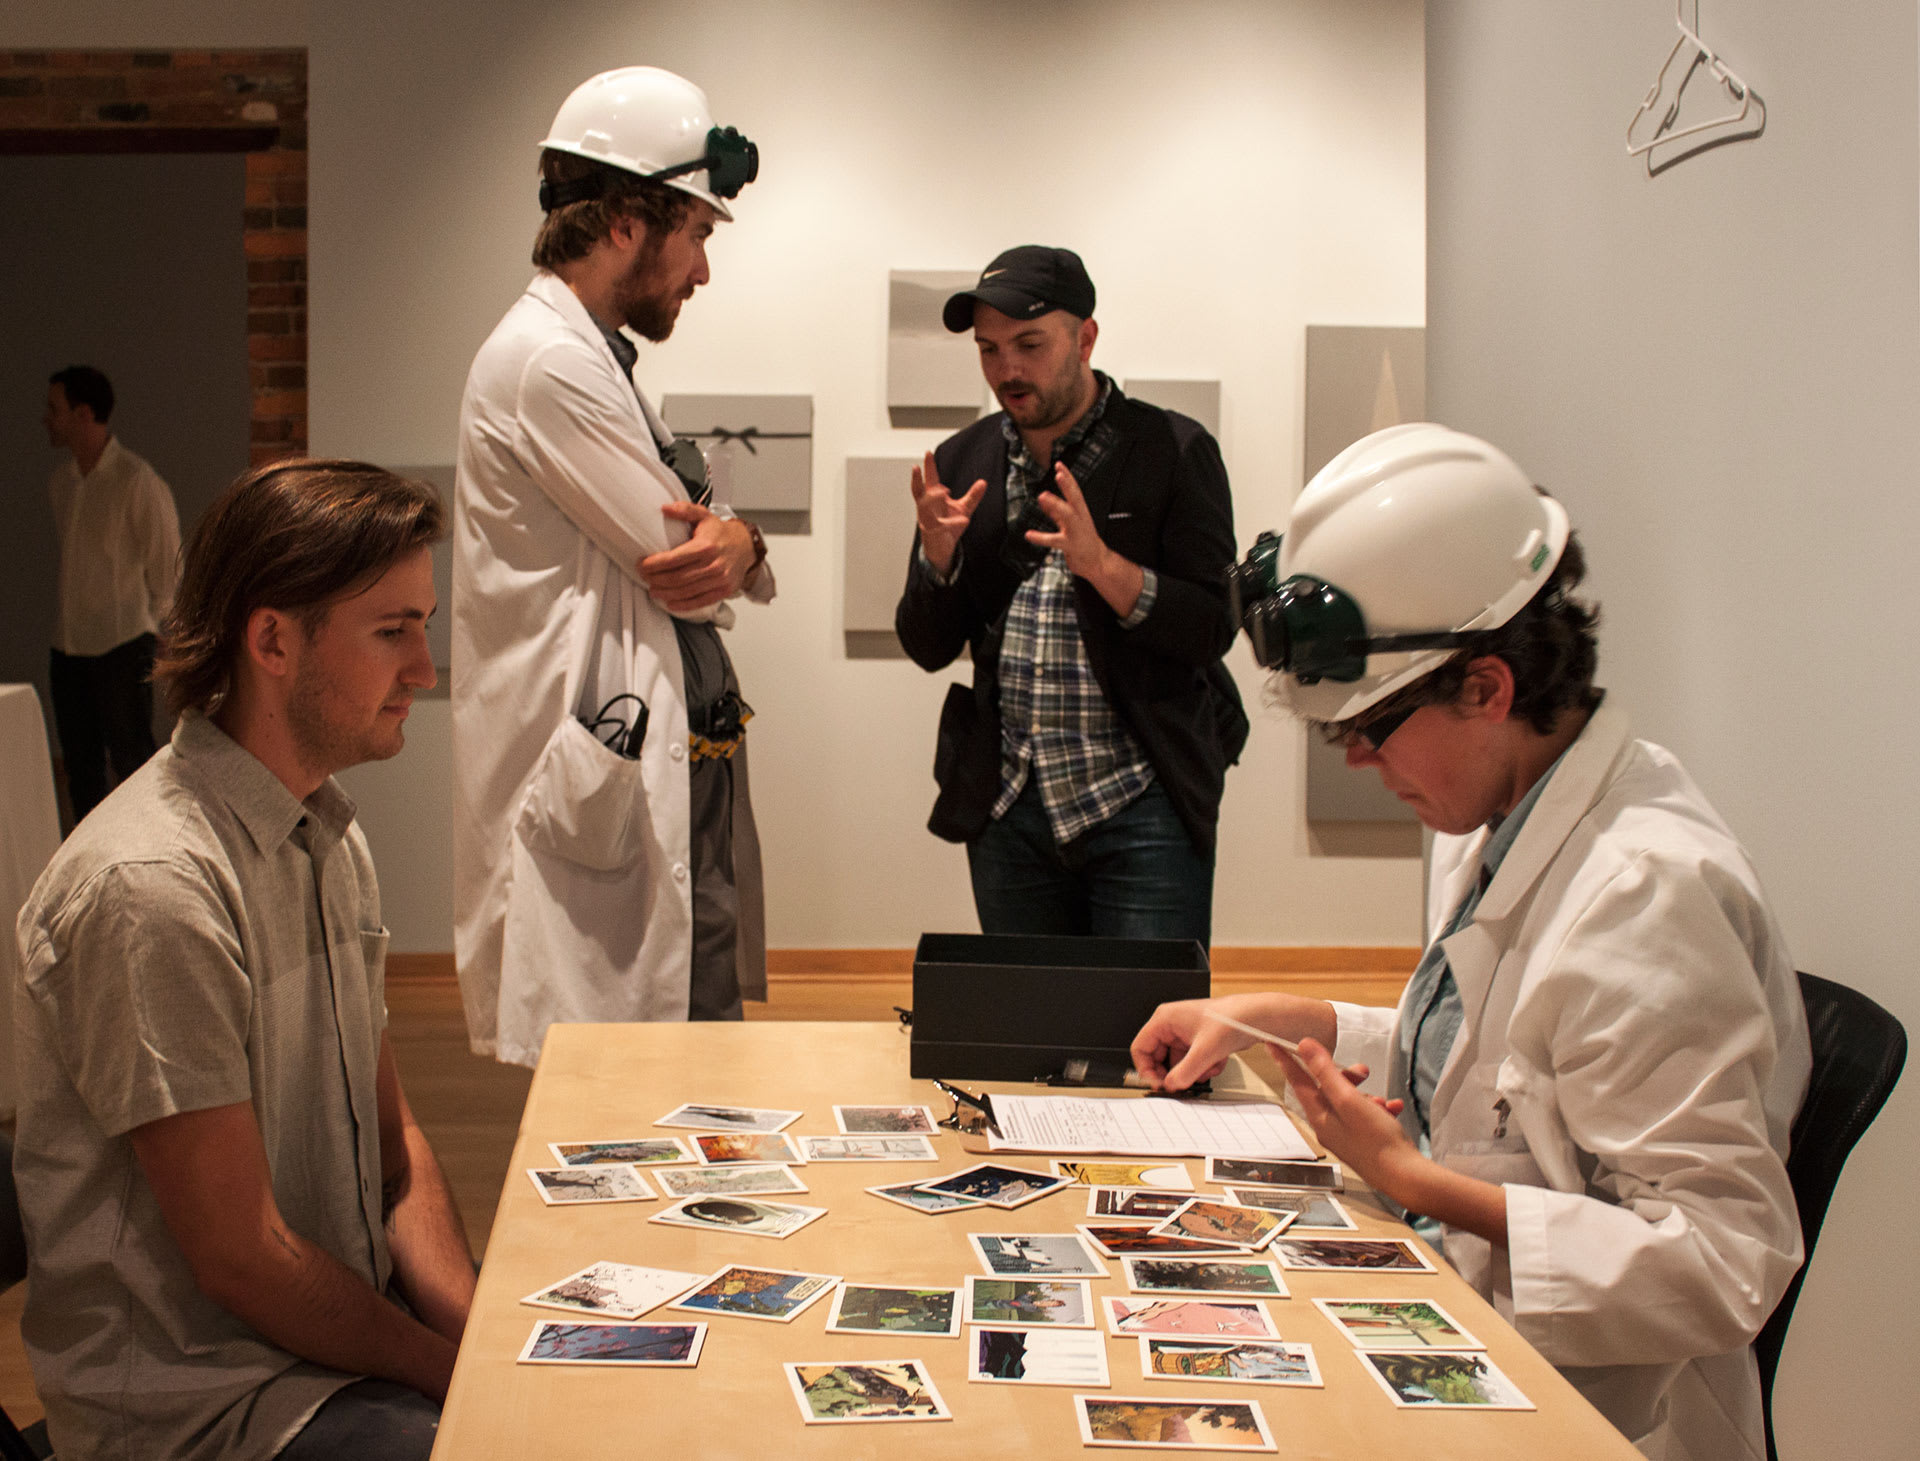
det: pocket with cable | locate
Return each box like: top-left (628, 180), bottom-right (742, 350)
top-left (514, 715), bottom-right (649, 871)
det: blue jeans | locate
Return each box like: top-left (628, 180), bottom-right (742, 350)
top-left (967, 779), bottom-right (1214, 944)
top-left (276, 1379), bottom-right (440, 1461)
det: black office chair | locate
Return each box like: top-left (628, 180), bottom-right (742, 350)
top-left (0, 1135), bottom-right (52, 1461)
top-left (1754, 972), bottom-right (1907, 1461)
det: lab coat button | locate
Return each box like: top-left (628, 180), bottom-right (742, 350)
top-left (672, 863), bottom-right (689, 882)
top-left (669, 742), bottom-right (686, 762)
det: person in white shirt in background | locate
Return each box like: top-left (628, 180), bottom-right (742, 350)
top-left (42, 364), bottom-right (181, 823)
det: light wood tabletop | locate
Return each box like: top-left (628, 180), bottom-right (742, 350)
top-left (433, 1021), bottom-right (1641, 1459)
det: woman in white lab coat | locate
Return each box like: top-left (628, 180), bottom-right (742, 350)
top-left (1133, 425), bottom-right (1810, 1460)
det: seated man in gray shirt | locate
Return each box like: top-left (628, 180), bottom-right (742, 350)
top-left (13, 460), bottom-right (475, 1461)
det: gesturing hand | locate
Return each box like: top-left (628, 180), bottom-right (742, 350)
top-left (637, 502), bottom-right (757, 613)
top-left (1030, 461), bottom-right (1144, 616)
top-left (909, 451), bottom-right (986, 578)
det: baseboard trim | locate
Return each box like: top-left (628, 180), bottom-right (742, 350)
top-left (387, 947), bottom-right (1420, 987)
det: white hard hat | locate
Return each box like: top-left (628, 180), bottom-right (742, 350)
top-left (539, 66), bottom-right (753, 220)
top-left (1262, 423), bottom-right (1569, 723)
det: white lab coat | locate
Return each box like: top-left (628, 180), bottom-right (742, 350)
top-left (452, 272), bottom-right (771, 1067)
top-left (1332, 702), bottom-right (1810, 1461)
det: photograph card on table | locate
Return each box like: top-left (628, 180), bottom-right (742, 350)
top-left (548, 1137), bottom-right (691, 1167)
top-left (1148, 1199), bottom-right (1291, 1251)
top-left (655, 1163), bottom-right (808, 1199)
top-left (670, 1265), bottom-right (839, 1323)
top-left (963, 1276), bottom-right (1096, 1329)
top-left (1312, 1298), bottom-right (1483, 1351)
top-left (516, 1320), bottom-right (705, 1367)
top-left (1139, 1338), bottom-right (1322, 1388)
top-left (1103, 1297), bottom-right (1278, 1339)
top-left (799, 1134), bottom-right (937, 1162)
top-left (655, 1102), bottom-right (801, 1133)
top-left (1079, 1225), bottom-right (1240, 1259)
top-left (1205, 1157), bottom-right (1342, 1190)
top-left (1075, 1396), bottom-right (1277, 1451)
top-left (826, 1283), bottom-right (963, 1339)
top-left (1356, 1350), bottom-right (1535, 1410)
top-left (1269, 1237), bottom-right (1435, 1273)
top-left (1121, 1256), bottom-right (1287, 1299)
top-left (693, 1131), bottom-right (805, 1166)
top-left (525, 1165), bottom-right (654, 1205)
top-left (968, 1232), bottom-right (1108, 1278)
top-left (969, 1326), bottom-right (1111, 1387)
top-left (1087, 1187), bottom-right (1198, 1222)
top-left (520, 1261), bottom-right (706, 1320)
top-left (834, 1104), bottom-right (938, 1135)
top-left (1051, 1160), bottom-right (1194, 1190)
top-left (866, 1181), bottom-right (984, 1215)
top-left (649, 1196), bottom-right (826, 1240)
top-left (1223, 1188), bottom-right (1355, 1230)
top-left (785, 1359), bottom-right (952, 1424)
top-left (914, 1162), bottom-right (1069, 1209)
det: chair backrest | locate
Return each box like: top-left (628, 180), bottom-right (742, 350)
top-left (1755, 972), bottom-right (1907, 1461)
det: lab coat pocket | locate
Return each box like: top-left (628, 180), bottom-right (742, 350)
top-left (515, 716), bottom-right (647, 872)
top-left (1445, 1058), bottom-right (1546, 1187)
top-left (359, 926), bottom-right (390, 987)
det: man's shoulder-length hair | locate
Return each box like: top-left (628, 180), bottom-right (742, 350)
top-left (154, 459), bottom-right (445, 717)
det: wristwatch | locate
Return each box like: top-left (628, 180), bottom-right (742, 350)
top-left (714, 505), bottom-right (769, 582)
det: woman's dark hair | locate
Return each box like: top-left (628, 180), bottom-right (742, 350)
top-left (154, 459), bottom-right (444, 716)
top-left (531, 151), bottom-right (692, 270)
top-left (1324, 529), bottom-right (1602, 741)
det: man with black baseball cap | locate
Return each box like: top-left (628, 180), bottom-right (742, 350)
top-left (896, 245), bottom-right (1247, 944)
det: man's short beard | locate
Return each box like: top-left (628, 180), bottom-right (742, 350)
top-left (618, 229), bottom-right (681, 342)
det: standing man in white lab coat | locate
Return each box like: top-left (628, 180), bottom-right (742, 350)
top-left (43, 364), bottom-right (181, 823)
top-left (1132, 424), bottom-right (1812, 1461)
top-left (453, 67), bottom-right (772, 1067)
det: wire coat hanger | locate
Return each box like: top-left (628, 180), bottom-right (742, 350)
top-left (1626, 1), bottom-right (1766, 171)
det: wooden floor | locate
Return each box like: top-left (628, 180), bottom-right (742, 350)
top-left (0, 958), bottom-right (1412, 1433)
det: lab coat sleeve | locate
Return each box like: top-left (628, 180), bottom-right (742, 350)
top-left (513, 337), bottom-right (684, 576)
top-left (1329, 1000), bottom-right (1397, 1090)
top-left (1503, 848), bottom-right (1803, 1368)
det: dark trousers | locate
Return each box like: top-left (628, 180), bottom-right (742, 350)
top-left (966, 779), bottom-right (1215, 944)
top-left (275, 1379), bottom-right (440, 1461)
top-left (48, 633), bottom-right (159, 823)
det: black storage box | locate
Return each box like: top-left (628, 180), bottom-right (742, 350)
top-left (909, 932), bottom-right (1211, 1081)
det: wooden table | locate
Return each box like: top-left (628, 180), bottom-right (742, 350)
top-left (434, 1022), bottom-right (1641, 1459)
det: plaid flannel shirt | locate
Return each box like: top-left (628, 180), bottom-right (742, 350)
top-left (990, 374), bottom-right (1160, 843)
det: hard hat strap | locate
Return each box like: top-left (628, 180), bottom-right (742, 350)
top-left (538, 173), bottom-right (612, 213)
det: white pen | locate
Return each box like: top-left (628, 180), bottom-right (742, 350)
top-left (1200, 1009), bottom-right (1327, 1091)
top-left (1202, 1008), bottom-right (1305, 1058)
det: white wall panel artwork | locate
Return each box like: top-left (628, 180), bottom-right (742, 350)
top-left (661, 393), bottom-right (813, 533)
top-left (1122, 378), bottom-right (1222, 437)
top-left (842, 457), bottom-right (918, 658)
top-left (1299, 326), bottom-right (1426, 832)
top-left (887, 269), bottom-right (985, 428)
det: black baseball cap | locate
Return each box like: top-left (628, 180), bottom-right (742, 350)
top-left (942, 245), bottom-right (1097, 332)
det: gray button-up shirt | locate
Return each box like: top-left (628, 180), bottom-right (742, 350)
top-left (13, 713), bottom-right (392, 1461)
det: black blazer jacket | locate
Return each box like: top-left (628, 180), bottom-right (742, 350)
top-left (895, 388), bottom-right (1249, 856)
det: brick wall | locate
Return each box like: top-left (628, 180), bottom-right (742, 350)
top-left (0, 49), bottom-right (308, 464)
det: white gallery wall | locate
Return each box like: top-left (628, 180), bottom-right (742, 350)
top-left (302, 0), bottom-right (1430, 952)
top-left (1426, 3), bottom-right (1920, 1455)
